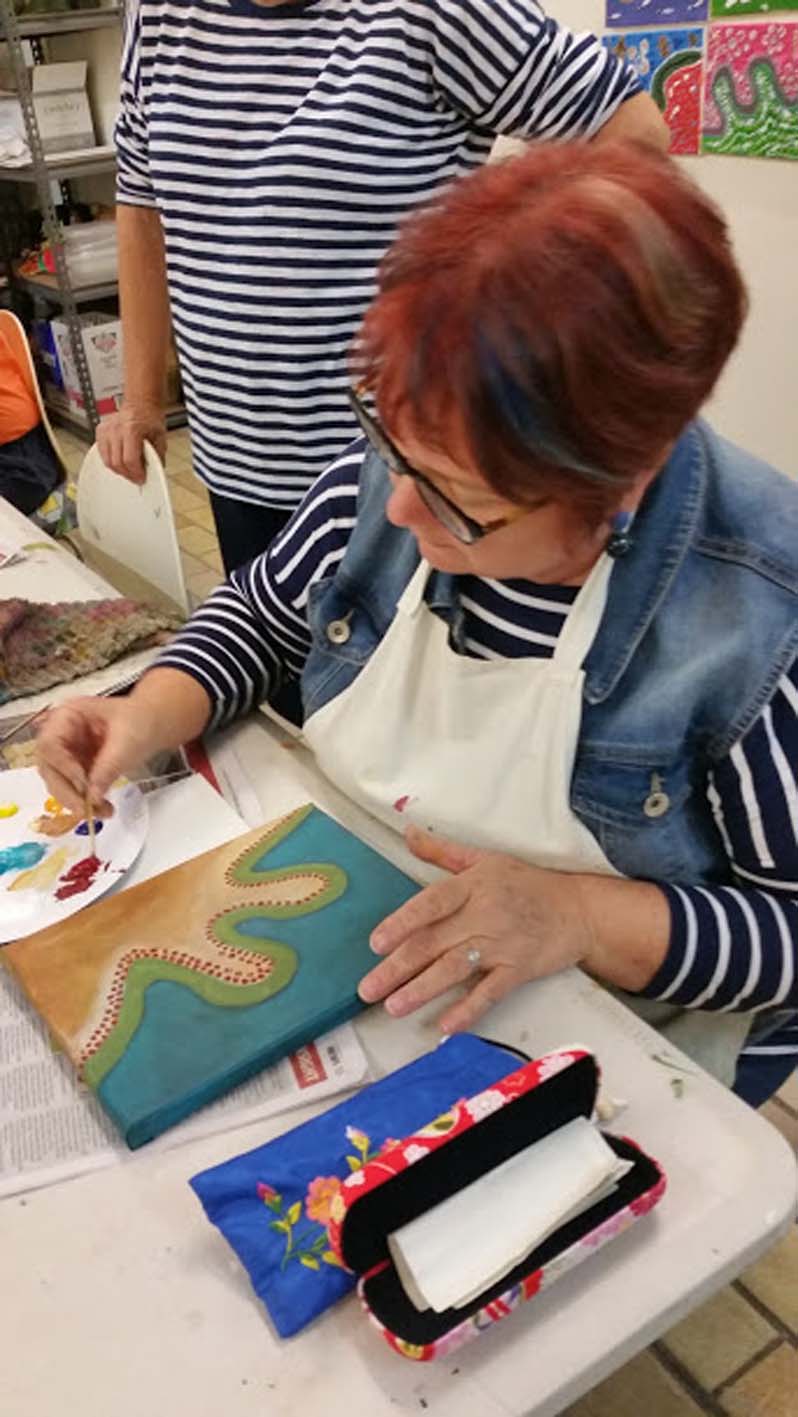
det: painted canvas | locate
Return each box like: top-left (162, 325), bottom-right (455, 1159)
top-left (603, 29), bottom-right (705, 152)
top-left (3, 804), bottom-right (419, 1148)
top-left (606, 0), bottom-right (707, 28)
top-left (702, 22), bottom-right (798, 158)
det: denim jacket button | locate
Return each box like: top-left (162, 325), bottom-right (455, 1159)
top-left (326, 617), bottom-right (352, 645)
top-left (644, 791), bottom-right (671, 819)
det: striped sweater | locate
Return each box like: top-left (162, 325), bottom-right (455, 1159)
top-left (116, 0), bottom-right (640, 507)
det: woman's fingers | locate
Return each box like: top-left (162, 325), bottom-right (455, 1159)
top-left (361, 904), bottom-right (476, 1004)
top-left (379, 938), bottom-right (490, 1017)
top-left (370, 871), bottom-right (469, 954)
top-left (404, 824), bottom-right (484, 875)
top-left (437, 966), bottom-right (518, 1035)
top-left (36, 759), bottom-right (88, 818)
top-left (35, 705), bottom-right (96, 813)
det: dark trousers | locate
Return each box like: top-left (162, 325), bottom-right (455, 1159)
top-left (209, 490), bottom-right (302, 723)
top-left (734, 1053), bottom-right (797, 1109)
top-left (0, 422), bottom-right (61, 516)
top-left (208, 491), bottom-right (293, 576)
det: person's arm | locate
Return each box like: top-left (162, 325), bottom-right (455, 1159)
top-left (590, 91), bottom-right (669, 150)
top-left (36, 447), bottom-right (365, 812)
top-left (427, 0), bottom-right (665, 147)
top-left (96, 206), bottom-right (171, 483)
top-left (97, 4), bottom-right (170, 482)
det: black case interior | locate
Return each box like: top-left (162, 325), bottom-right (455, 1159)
top-left (338, 1054), bottom-right (661, 1344)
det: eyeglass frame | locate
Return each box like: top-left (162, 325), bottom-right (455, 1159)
top-left (347, 386), bottom-right (530, 546)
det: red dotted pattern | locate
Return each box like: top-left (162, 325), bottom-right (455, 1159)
top-left (79, 941), bottom-right (276, 1065)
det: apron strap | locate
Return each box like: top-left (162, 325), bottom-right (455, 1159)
top-left (396, 559), bottom-right (431, 615)
top-left (551, 554), bottom-right (614, 673)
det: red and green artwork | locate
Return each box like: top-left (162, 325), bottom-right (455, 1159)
top-left (703, 22), bottom-right (798, 159)
top-left (604, 29), bottom-right (705, 153)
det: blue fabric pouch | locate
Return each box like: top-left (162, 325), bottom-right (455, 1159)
top-left (189, 1033), bottom-right (523, 1338)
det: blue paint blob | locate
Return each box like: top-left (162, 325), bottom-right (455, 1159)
top-left (75, 819), bottom-right (104, 837)
top-left (0, 842), bottom-right (47, 876)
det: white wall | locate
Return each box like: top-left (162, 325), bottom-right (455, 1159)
top-left (499, 0), bottom-right (798, 477)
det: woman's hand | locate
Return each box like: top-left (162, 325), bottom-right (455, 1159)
top-left (36, 669), bottom-right (212, 818)
top-left (36, 696), bottom-right (161, 817)
top-left (358, 824), bottom-right (595, 1034)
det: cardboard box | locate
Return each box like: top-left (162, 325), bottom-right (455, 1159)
top-left (50, 312), bottom-right (123, 417)
top-left (32, 62), bottom-right (95, 155)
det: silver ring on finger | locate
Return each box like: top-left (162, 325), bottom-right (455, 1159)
top-left (465, 946), bottom-right (482, 972)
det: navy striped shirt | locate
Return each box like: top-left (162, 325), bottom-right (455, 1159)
top-left (157, 444), bottom-right (798, 1059)
top-left (115, 0), bottom-right (640, 507)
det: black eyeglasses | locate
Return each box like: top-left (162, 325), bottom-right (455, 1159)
top-left (347, 387), bottom-right (527, 545)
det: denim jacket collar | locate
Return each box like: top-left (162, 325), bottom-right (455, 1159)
top-left (583, 424), bottom-right (704, 705)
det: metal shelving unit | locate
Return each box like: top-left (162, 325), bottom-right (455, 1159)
top-left (0, 3), bottom-right (122, 435)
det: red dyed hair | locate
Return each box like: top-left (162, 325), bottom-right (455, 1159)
top-left (353, 141), bottom-right (747, 523)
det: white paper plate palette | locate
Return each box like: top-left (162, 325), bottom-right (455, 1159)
top-left (0, 768), bottom-right (147, 943)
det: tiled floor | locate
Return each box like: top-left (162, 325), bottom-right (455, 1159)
top-left (56, 421), bottom-right (798, 1416)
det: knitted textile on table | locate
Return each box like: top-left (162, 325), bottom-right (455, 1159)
top-left (0, 597), bottom-right (180, 703)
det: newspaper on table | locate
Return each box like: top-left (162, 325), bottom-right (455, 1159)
top-left (0, 967), bottom-right (368, 1199)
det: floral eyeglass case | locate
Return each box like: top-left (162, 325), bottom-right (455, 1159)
top-left (327, 1049), bottom-right (666, 1361)
top-left (189, 1033), bottom-right (526, 1338)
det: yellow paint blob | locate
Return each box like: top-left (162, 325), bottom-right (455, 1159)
top-left (44, 797), bottom-right (63, 815)
top-left (0, 802), bottom-right (19, 819)
top-left (8, 845), bottom-right (72, 893)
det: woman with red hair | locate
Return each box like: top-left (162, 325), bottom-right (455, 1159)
top-left (38, 142), bottom-right (798, 1104)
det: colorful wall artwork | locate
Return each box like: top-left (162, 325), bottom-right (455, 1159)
top-left (604, 29), bottom-right (706, 152)
top-left (606, 0), bottom-right (708, 28)
top-left (702, 22), bottom-right (798, 158)
top-left (4, 804), bottom-right (419, 1148)
top-left (710, 0), bottom-right (798, 16)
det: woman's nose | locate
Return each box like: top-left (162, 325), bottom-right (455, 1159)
top-left (386, 474), bottom-right (425, 530)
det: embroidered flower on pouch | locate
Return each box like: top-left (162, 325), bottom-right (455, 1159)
top-left (256, 1181), bottom-right (282, 1211)
top-left (402, 1143), bottom-right (430, 1165)
top-left (464, 1089), bottom-right (505, 1122)
top-left (415, 1106), bottom-right (460, 1138)
top-left (330, 1190), bottom-right (347, 1224)
top-left (305, 1175), bottom-right (343, 1225)
top-left (345, 1125), bottom-right (369, 1149)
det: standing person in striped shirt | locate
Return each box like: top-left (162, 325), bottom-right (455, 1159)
top-left (97, 0), bottom-right (667, 573)
top-left (41, 142), bottom-right (798, 1106)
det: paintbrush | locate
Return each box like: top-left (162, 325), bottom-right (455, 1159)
top-left (84, 791), bottom-right (97, 857)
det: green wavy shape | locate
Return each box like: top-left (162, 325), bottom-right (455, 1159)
top-left (650, 49), bottom-right (701, 112)
top-left (229, 805), bottom-right (315, 881)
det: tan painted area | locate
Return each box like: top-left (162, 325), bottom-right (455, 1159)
top-left (3, 814), bottom-right (308, 1048)
top-left (6, 846), bottom-right (73, 894)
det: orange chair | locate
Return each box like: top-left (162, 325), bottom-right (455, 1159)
top-left (0, 308), bottom-right (68, 485)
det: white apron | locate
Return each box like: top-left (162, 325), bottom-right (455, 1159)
top-left (303, 559), bottom-right (750, 1083)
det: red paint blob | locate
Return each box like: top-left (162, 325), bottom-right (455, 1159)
top-left (54, 854), bottom-right (102, 901)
